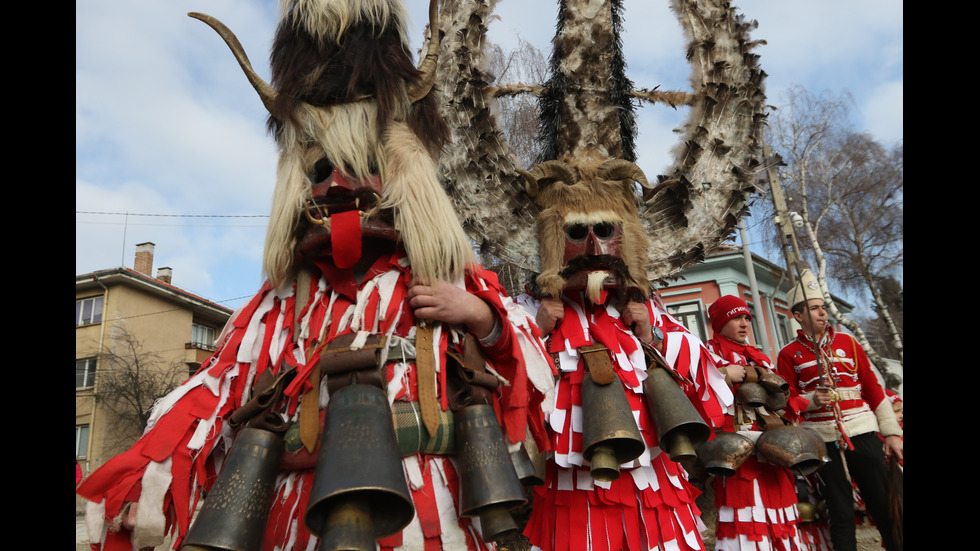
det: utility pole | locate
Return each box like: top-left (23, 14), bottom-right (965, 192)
top-left (738, 218), bottom-right (771, 357)
top-left (764, 145), bottom-right (806, 282)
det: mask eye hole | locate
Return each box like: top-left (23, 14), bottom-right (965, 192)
top-left (565, 224), bottom-right (588, 241)
top-left (593, 222), bottom-right (615, 239)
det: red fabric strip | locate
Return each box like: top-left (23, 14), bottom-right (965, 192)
top-left (330, 210), bottom-right (362, 269)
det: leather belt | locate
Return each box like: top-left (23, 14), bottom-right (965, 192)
top-left (297, 269), bottom-right (320, 453)
top-left (579, 343), bottom-right (617, 384)
top-left (415, 323), bottom-right (440, 438)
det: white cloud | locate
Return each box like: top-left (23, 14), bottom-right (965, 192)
top-left (860, 80), bottom-right (903, 146)
top-left (77, 0), bottom-right (901, 309)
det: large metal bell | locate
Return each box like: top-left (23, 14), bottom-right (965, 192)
top-left (737, 381), bottom-right (768, 408)
top-left (765, 389), bottom-right (789, 411)
top-left (756, 426), bottom-right (829, 476)
top-left (510, 437), bottom-right (546, 487)
top-left (304, 384), bottom-right (414, 551)
top-left (797, 501), bottom-right (817, 523)
top-left (696, 432), bottom-right (755, 478)
top-left (456, 403), bottom-right (527, 542)
top-left (642, 366), bottom-right (711, 464)
top-left (182, 427), bottom-right (284, 551)
top-left (582, 372), bottom-right (646, 482)
top-left (759, 372), bottom-right (790, 394)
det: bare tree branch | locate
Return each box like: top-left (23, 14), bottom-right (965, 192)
top-left (92, 326), bottom-right (187, 455)
top-left (761, 86), bottom-right (904, 383)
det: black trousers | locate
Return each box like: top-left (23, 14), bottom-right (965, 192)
top-left (818, 432), bottom-right (900, 551)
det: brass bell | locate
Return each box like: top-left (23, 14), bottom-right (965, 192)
top-left (510, 437), bottom-right (546, 487)
top-left (304, 384), bottom-right (414, 551)
top-left (797, 501), bottom-right (816, 523)
top-left (182, 427), bottom-right (284, 551)
top-left (456, 403), bottom-right (527, 542)
top-left (765, 389), bottom-right (789, 411)
top-left (581, 372), bottom-right (646, 482)
top-left (736, 381), bottom-right (768, 408)
top-left (759, 372), bottom-right (790, 394)
top-left (755, 426), bottom-right (828, 477)
top-left (642, 366), bottom-right (711, 464)
top-left (696, 432), bottom-right (755, 478)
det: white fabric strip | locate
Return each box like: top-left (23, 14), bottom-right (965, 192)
top-left (133, 458), bottom-right (172, 549)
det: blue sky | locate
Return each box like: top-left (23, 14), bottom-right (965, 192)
top-left (76, 1), bottom-right (902, 312)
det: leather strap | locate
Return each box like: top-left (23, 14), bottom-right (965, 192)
top-left (445, 335), bottom-right (497, 410)
top-left (580, 343), bottom-right (617, 385)
top-left (756, 407), bottom-right (790, 430)
top-left (296, 269), bottom-right (321, 453)
top-left (415, 323), bottom-right (440, 438)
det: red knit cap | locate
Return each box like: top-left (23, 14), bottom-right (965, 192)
top-left (708, 295), bottom-right (752, 334)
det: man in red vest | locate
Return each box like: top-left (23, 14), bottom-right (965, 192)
top-left (776, 271), bottom-right (902, 551)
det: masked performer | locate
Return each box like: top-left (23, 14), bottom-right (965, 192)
top-left (76, 2), bottom-right (555, 550)
top-left (705, 295), bottom-right (807, 550)
top-left (516, 158), bottom-right (734, 551)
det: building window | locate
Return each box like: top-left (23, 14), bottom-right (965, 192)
top-left (76, 425), bottom-right (89, 459)
top-left (76, 296), bottom-right (104, 326)
top-left (747, 304), bottom-right (763, 345)
top-left (667, 302), bottom-right (707, 342)
top-left (191, 323), bottom-right (217, 350)
top-left (76, 358), bottom-right (97, 390)
top-left (187, 362), bottom-right (202, 378)
top-left (777, 314), bottom-right (792, 348)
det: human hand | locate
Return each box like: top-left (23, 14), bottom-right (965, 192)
top-left (621, 301), bottom-right (654, 346)
top-left (117, 502), bottom-right (154, 551)
top-left (812, 387), bottom-right (834, 407)
top-left (725, 364), bottom-right (747, 383)
top-left (407, 280), bottom-right (495, 340)
top-left (535, 297), bottom-right (565, 334)
top-left (884, 435), bottom-right (903, 462)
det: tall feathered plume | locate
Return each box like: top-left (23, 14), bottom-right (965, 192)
top-left (535, 0), bottom-right (636, 165)
top-left (434, 0), bottom-right (769, 294)
top-left (435, 0), bottom-right (542, 294)
top-left (639, 0), bottom-right (769, 280)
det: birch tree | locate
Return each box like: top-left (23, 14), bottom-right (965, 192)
top-left (763, 85), bottom-right (903, 385)
top-left (822, 134), bottom-right (903, 364)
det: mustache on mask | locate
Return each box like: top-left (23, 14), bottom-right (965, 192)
top-left (559, 254), bottom-right (632, 281)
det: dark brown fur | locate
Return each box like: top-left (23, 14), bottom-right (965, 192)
top-left (267, 14), bottom-right (448, 153)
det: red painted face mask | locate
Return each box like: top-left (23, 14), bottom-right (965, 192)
top-left (562, 221), bottom-right (623, 264)
top-left (295, 166), bottom-right (396, 267)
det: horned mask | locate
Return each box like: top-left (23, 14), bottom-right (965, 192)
top-left (520, 157), bottom-right (658, 302)
top-left (191, 0), bottom-right (476, 289)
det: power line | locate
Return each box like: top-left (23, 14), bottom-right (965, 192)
top-left (77, 211), bottom-right (268, 218)
top-left (77, 220), bottom-right (267, 228)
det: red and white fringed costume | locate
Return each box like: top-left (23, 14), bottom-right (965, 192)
top-left (519, 292), bottom-right (732, 551)
top-left (77, 247), bottom-right (556, 551)
top-left (793, 472), bottom-right (832, 551)
top-left (796, 506), bottom-right (832, 551)
top-left (705, 337), bottom-right (807, 551)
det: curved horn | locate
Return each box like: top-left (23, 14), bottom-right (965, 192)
top-left (597, 159), bottom-right (653, 190)
top-left (188, 12), bottom-right (278, 114)
top-left (518, 160), bottom-right (577, 198)
top-left (408, 0), bottom-right (441, 103)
